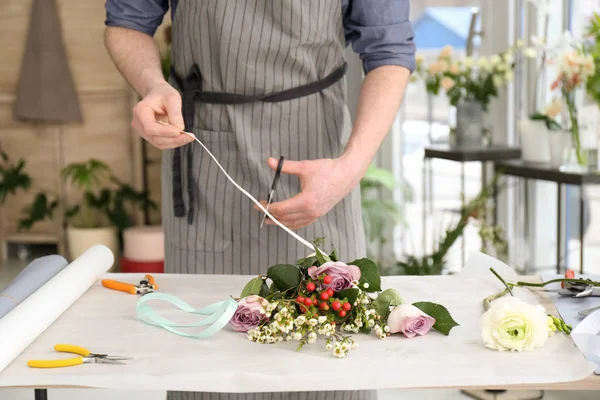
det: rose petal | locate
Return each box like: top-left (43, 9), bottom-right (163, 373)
top-left (346, 265), bottom-right (361, 282)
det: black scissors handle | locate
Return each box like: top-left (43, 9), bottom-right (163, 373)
top-left (270, 156), bottom-right (285, 192)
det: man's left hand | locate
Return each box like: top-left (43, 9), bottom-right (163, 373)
top-left (254, 157), bottom-right (364, 230)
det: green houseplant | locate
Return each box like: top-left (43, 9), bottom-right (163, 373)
top-left (19, 159), bottom-right (156, 260)
top-left (388, 174), bottom-right (506, 276)
top-left (0, 147), bottom-right (32, 205)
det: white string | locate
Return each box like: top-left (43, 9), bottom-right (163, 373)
top-left (159, 121), bottom-right (318, 253)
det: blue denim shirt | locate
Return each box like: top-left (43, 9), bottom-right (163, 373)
top-left (105, 0), bottom-right (415, 73)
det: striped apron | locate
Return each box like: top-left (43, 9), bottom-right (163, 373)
top-left (163, 1), bottom-right (371, 399)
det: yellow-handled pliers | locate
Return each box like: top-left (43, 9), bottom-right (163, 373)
top-left (27, 344), bottom-right (130, 368)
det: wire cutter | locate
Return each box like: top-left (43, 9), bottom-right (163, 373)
top-left (27, 344), bottom-right (130, 368)
top-left (101, 274), bottom-right (158, 295)
top-left (261, 156), bottom-right (285, 228)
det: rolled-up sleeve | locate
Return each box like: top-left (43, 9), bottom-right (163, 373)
top-left (343, 0), bottom-right (416, 74)
top-left (105, 0), bottom-right (169, 37)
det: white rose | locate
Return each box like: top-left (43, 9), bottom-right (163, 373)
top-left (481, 297), bottom-right (550, 352)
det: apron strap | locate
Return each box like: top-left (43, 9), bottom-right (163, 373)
top-left (169, 61), bottom-right (347, 223)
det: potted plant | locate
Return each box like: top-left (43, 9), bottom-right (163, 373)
top-left (19, 159), bottom-right (156, 262)
top-left (0, 145), bottom-right (32, 205)
top-left (385, 174), bottom-right (505, 276)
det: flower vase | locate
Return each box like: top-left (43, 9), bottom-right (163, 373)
top-left (518, 119), bottom-right (550, 163)
top-left (563, 91), bottom-right (598, 171)
top-left (455, 100), bottom-right (484, 147)
top-left (548, 130), bottom-right (570, 169)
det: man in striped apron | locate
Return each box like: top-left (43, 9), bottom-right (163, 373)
top-left (105, 1), bottom-right (414, 399)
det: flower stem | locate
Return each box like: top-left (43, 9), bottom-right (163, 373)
top-left (483, 288), bottom-right (510, 311)
top-left (489, 268), bottom-right (514, 296)
top-left (515, 278), bottom-right (600, 288)
top-left (564, 89), bottom-right (587, 166)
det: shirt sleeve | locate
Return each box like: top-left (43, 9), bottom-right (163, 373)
top-left (343, 0), bottom-right (416, 74)
top-left (105, 0), bottom-right (169, 37)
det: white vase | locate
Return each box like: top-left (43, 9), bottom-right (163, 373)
top-left (67, 226), bottom-right (118, 269)
top-left (548, 130), bottom-right (570, 169)
top-left (518, 119), bottom-right (550, 163)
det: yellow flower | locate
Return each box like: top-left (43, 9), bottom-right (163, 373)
top-left (438, 60), bottom-right (450, 73)
top-left (478, 56), bottom-right (491, 72)
top-left (439, 45), bottom-right (453, 58)
top-left (449, 63), bottom-right (461, 74)
top-left (543, 97), bottom-right (562, 118)
top-left (493, 76), bottom-right (503, 88)
top-left (463, 57), bottom-right (474, 68)
top-left (524, 48), bottom-right (537, 58)
top-left (516, 39), bottom-right (525, 48)
top-left (504, 70), bottom-right (514, 82)
top-left (440, 77), bottom-right (456, 90)
top-left (491, 55), bottom-right (502, 66)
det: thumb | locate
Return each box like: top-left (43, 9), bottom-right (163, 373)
top-left (268, 157), bottom-right (303, 176)
top-left (164, 92), bottom-right (185, 130)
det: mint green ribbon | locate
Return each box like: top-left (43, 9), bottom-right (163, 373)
top-left (136, 293), bottom-right (238, 338)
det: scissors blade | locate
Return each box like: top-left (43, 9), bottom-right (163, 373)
top-left (260, 191), bottom-right (275, 228)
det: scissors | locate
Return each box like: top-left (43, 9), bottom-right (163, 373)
top-left (27, 344), bottom-right (130, 368)
top-left (261, 156), bottom-right (285, 228)
top-left (101, 274), bottom-right (158, 295)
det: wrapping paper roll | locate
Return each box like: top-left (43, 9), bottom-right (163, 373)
top-left (0, 245), bottom-right (114, 373)
top-left (123, 226), bottom-right (164, 262)
top-left (0, 255), bottom-right (68, 319)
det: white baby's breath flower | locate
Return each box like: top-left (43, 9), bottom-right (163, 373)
top-left (318, 316), bottom-right (327, 324)
top-left (341, 343), bottom-right (350, 352)
top-left (493, 76), bottom-right (504, 88)
top-left (491, 55), bottom-right (502, 66)
top-left (259, 308), bottom-right (266, 314)
top-left (308, 332), bottom-right (317, 344)
top-left (361, 298), bottom-right (369, 304)
top-left (524, 48), bottom-right (537, 58)
top-left (333, 347), bottom-right (346, 358)
top-left (368, 319), bottom-right (375, 327)
top-left (384, 326), bottom-right (390, 333)
top-left (309, 318), bottom-right (318, 327)
top-left (478, 56), bottom-right (491, 71)
top-left (286, 335), bottom-right (292, 342)
top-left (504, 71), bottom-right (514, 82)
top-left (295, 316), bottom-right (306, 326)
top-left (363, 282), bottom-right (370, 289)
top-left (326, 343), bottom-right (333, 350)
top-left (352, 342), bottom-right (359, 349)
top-left (481, 297), bottom-right (550, 352)
top-left (293, 332), bottom-right (302, 341)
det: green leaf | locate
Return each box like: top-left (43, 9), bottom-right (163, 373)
top-left (329, 248), bottom-right (338, 262)
top-left (240, 276), bottom-right (263, 298)
top-left (349, 258), bottom-right (381, 292)
top-left (373, 289), bottom-right (404, 318)
top-left (259, 280), bottom-right (272, 298)
top-left (298, 256), bottom-right (317, 270)
top-left (314, 245), bottom-right (331, 265)
top-left (267, 264), bottom-right (302, 293)
top-left (413, 301), bottom-right (459, 336)
top-left (336, 288), bottom-right (359, 306)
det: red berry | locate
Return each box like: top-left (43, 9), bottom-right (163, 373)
top-left (338, 310), bottom-right (347, 318)
top-left (300, 306), bottom-right (308, 313)
top-left (331, 301), bottom-right (341, 311)
top-left (304, 298), bottom-right (313, 306)
top-left (296, 296), bottom-right (305, 303)
top-left (319, 302), bottom-right (328, 310)
top-left (342, 302), bottom-right (352, 311)
top-left (306, 282), bottom-right (316, 292)
top-left (326, 288), bottom-right (334, 297)
top-left (323, 275), bottom-right (332, 285)
top-left (320, 292), bottom-right (329, 301)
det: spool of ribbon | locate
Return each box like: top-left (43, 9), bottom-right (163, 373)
top-left (137, 293), bottom-right (238, 338)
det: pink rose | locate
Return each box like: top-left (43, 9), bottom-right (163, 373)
top-left (387, 304), bottom-right (435, 338)
top-left (307, 261), bottom-right (361, 292)
top-left (230, 295), bottom-right (268, 332)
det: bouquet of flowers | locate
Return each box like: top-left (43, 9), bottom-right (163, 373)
top-left (414, 44), bottom-right (536, 111)
top-left (229, 244), bottom-right (458, 358)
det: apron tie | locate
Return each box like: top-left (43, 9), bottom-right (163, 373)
top-left (170, 65), bottom-right (202, 223)
top-left (169, 61), bottom-right (348, 224)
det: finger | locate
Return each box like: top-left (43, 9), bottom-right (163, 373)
top-left (163, 93), bottom-right (185, 130)
top-left (144, 133), bottom-right (194, 150)
top-left (266, 194), bottom-right (311, 216)
top-left (268, 157), bottom-right (304, 177)
top-left (134, 103), bottom-right (181, 138)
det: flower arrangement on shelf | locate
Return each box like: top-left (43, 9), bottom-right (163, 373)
top-left (584, 12), bottom-right (600, 108)
top-left (230, 243), bottom-right (458, 358)
top-left (413, 43), bottom-right (536, 112)
top-left (479, 268), bottom-right (598, 352)
top-left (528, 97), bottom-right (562, 131)
top-left (550, 47), bottom-right (596, 166)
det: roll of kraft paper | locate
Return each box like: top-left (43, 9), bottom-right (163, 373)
top-left (0, 245), bottom-right (114, 374)
top-left (0, 255), bottom-right (69, 319)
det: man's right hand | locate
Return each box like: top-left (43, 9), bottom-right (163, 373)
top-left (131, 82), bottom-right (194, 150)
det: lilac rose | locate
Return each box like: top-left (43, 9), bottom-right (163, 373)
top-left (230, 295), bottom-right (268, 332)
top-left (387, 304), bottom-right (435, 338)
top-left (307, 261), bottom-right (361, 292)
